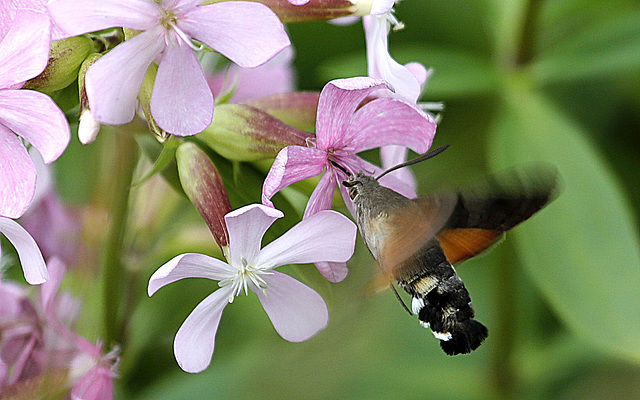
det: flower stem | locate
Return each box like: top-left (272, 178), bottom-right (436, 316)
top-left (101, 126), bottom-right (137, 348)
top-left (514, 0), bottom-right (543, 66)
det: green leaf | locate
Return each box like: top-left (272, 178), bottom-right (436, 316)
top-left (318, 45), bottom-right (499, 99)
top-left (487, 77), bottom-right (640, 363)
top-left (532, 10), bottom-right (640, 83)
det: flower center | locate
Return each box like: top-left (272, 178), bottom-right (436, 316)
top-left (218, 258), bottom-right (271, 303)
top-left (159, 8), bottom-right (203, 51)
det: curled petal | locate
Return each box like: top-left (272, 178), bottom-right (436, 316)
top-left (255, 271), bottom-right (328, 342)
top-left (364, 15), bottom-right (423, 104)
top-left (261, 145), bottom-right (326, 207)
top-left (0, 127), bottom-right (35, 218)
top-left (0, 9), bottom-right (50, 88)
top-left (47, 0), bottom-right (161, 36)
top-left (0, 89), bottom-right (70, 163)
top-left (314, 261), bottom-right (349, 283)
top-left (303, 169), bottom-right (337, 218)
top-left (148, 253), bottom-right (233, 296)
top-left (345, 97), bottom-right (436, 153)
top-left (181, 2), bottom-right (290, 68)
top-left (152, 42), bottom-right (213, 136)
top-left (174, 287), bottom-right (231, 373)
top-left (256, 210), bottom-right (356, 268)
top-left (0, 217), bottom-right (47, 284)
top-left (225, 204), bottom-right (283, 268)
top-left (86, 27), bottom-right (165, 126)
top-left (316, 77), bottom-right (391, 150)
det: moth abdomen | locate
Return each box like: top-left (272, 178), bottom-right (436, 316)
top-left (398, 241), bottom-right (488, 355)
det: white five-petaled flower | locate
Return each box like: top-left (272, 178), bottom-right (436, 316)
top-left (148, 204), bottom-right (357, 373)
top-left (47, 0), bottom-right (291, 136)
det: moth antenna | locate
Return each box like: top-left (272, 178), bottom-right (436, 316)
top-left (390, 282), bottom-right (413, 316)
top-left (330, 160), bottom-right (352, 178)
top-left (376, 145), bottom-right (450, 181)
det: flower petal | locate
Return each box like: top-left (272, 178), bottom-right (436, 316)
top-left (315, 77), bottom-right (391, 150)
top-left (345, 97), bottom-right (436, 153)
top-left (255, 271), bottom-right (328, 342)
top-left (181, 2), bottom-right (290, 68)
top-left (256, 210), bottom-right (356, 267)
top-left (314, 262), bottom-right (349, 283)
top-left (40, 257), bottom-right (65, 315)
top-left (148, 253), bottom-right (233, 296)
top-left (173, 287), bottom-right (231, 373)
top-left (86, 27), bottom-right (165, 126)
top-left (370, 0), bottom-right (395, 15)
top-left (224, 204), bottom-right (283, 268)
top-left (380, 145), bottom-right (417, 194)
top-left (0, 89), bottom-right (70, 163)
top-left (0, 126), bottom-right (35, 218)
top-left (71, 364), bottom-right (114, 400)
top-left (302, 169), bottom-right (337, 218)
top-left (0, 9), bottom-right (50, 88)
top-left (364, 15), bottom-right (422, 103)
top-left (0, 217), bottom-right (48, 284)
top-left (151, 42), bottom-right (213, 135)
top-left (47, 0), bottom-right (161, 36)
top-left (261, 145), bottom-right (326, 207)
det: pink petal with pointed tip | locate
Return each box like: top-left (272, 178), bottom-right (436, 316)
top-left (262, 145), bottom-right (327, 207)
top-left (181, 2), bottom-right (290, 68)
top-left (346, 97), bottom-right (436, 153)
top-left (315, 262), bottom-right (349, 283)
top-left (86, 27), bottom-right (165, 126)
top-left (152, 42), bottom-right (213, 136)
top-left (148, 253), bottom-right (233, 296)
top-left (47, 0), bottom-right (161, 36)
top-left (380, 145), bottom-right (417, 193)
top-left (302, 169), bottom-right (337, 218)
top-left (364, 15), bottom-right (422, 104)
top-left (225, 204), bottom-right (283, 268)
top-left (255, 271), bottom-right (328, 342)
top-left (71, 364), bottom-right (114, 400)
top-left (316, 77), bottom-right (391, 150)
top-left (174, 287), bottom-right (231, 373)
top-left (0, 89), bottom-right (70, 163)
top-left (257, 210), bottom-right (356, 267)
top-left (0, 127), bottom-right (35, 218)
top-left (0, 9), bottom-right (50, 88)
top-left (0, 217), bottom-right (47, 284)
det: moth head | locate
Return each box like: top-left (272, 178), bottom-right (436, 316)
top-left (343, 173), bottom-right (375, 201)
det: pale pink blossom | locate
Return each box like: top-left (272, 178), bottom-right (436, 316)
top-left (48, 0), bottom-right (291, 136)
top-left (148, 204), bottom-right (356, 373)
top-left (0, 9), bottom-right (70, 218)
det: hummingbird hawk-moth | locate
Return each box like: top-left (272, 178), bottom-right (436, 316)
top-left (341, 146), bottom-right (559, 355)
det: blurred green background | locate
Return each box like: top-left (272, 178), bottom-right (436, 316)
top-left (49, 0), bottom-right (640, 398)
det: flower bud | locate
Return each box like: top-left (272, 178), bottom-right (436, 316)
top-left (176, 142), bottom-right (232, 252)
top-left (246, 92), bottom-right (320, 132)
top-left (197, 104), bottom-right (312, 161)
top-left (24, 36), bottom-right (94, 94)
top-left (138, 64), bottom-right (170, 142)
top-left (217, 0), bottom-right (386, 22)
top-left (77, 53), bottom-right (103, 144)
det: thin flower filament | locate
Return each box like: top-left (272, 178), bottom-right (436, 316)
top-left (218, 258), bottom-right (272, 302)
top-left (160, 8), bottom-right (203, 51)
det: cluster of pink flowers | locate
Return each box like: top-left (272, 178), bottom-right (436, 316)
top-left (0, 0), bottom-right (438, 395)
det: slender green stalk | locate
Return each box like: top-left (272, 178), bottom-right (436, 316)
top-left (515, 0), bottom-right (543, 66)
top-left (491, 243), bottom-right (519, 399)
top-left (101, 126), bottom-right (138, 348)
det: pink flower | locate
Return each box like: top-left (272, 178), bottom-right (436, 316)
top-left (207, 46), bottom-right (296, 104)
top-left (261, 77), bottom-right (436, 216)
top-left (148, 204), bottom-right (357, 373)
top-left (0, 9), bottom-right (70, 218)
top-left (0, 217), bottom-right (48, 284)
top-left (48, 0), bottom-right (291, 136)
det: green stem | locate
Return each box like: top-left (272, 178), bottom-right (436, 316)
top-left (515, 0), bottom-right (543, 66)
top-left (491, 243), bottom-right (519, 399)
top-left (101, 126), bottom-right (138, 348)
